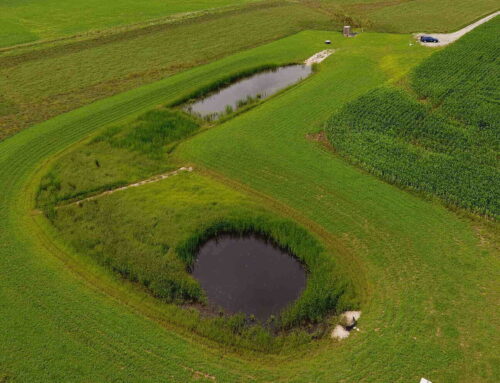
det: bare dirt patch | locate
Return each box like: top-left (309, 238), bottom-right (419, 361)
top-left (304, 49), bottom-right (335, 65)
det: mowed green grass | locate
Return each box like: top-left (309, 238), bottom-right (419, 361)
top-left (0, 32), bottom-right (498, 382)
top-left (0, 0), bottom-right (259, 47)
top-left (0, 1), bottom-right (332, 140)
top-left (176, 32), bottom-right (499, 381)
top-left (2, 0), bottom-right (498, 141)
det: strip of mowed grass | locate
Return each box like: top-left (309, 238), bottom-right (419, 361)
top-left (1, 0), bottom-right (497, 49)
top-left (0, 31), bottom-right (497, 382)
top-left (0, 0), bottom-right (260, 47)
top-left (326, 18), bottom-right (499, 217)
top-left (0, 1), bottom-right (333, 141)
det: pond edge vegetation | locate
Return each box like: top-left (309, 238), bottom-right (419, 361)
top-left (41, 191), bottom-right (358, 352)
top-left (177, 217), bottom-right (358, 329)
top-left (34, 58), bottom-right (357, 351)
top-left (177, 62), bottom-right (318, 122)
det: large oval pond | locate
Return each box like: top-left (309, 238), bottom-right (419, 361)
top-left (186, 65), bottom-right (312, 119)
top-left (192, 234), bottom-right (307, 321)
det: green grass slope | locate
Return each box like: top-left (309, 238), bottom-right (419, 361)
top-left (327, 18), bottom-right (499, 217)
top-left (0, 31), bottom-right (497, 382)
top-left (47, 171), bottom-right (354, 350)
top-left (36, 108), bottom-right (200, 207)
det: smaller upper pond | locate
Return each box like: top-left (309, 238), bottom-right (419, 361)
top-left (186, 65), bottom-right (313, 119)
top-left (192, 234), bottom-right (307, 321)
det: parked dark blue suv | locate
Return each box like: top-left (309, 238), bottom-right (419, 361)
top-left (420, 35), bottom-right (439, 43)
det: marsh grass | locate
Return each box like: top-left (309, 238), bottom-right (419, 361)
top-left (48, 172), bottom-right (356, 351)
top-left (177, 216), bottom-right (357, 329)
top-left (37, 108), bottom-right (200, 207)
top-left (93, 108), bottom-right (199, 158)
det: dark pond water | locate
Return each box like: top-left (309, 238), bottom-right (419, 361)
top-left (192, 234), bottom-right (307, 321)
top-left (186, 65), bottom-right (313, 118)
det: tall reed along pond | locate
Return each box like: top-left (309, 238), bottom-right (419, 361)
top-left (192, 234), bottom-right (307, 321)
top-left (186, 65), bottom-right (313, 119)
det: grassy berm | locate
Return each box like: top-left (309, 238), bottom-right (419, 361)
top-left (327, 17), bottom-right (500, 217)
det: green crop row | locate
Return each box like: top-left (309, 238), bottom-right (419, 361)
top-left (327, 18), bottom-right (499, 218)
top-left (412, 17), bottom-right (499, 133)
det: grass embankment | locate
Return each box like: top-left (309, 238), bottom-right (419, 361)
top-left (327, 18), bottom-right (499, 217)
top-left (1, 31), bottom-right (498, 382)
top-left (0, 1), bottom-right (333, 140)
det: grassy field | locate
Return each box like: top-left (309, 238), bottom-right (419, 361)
top-left (1, 28), bottom-right (498, 383)
top-left (1, 0), bottom-right (499, 142)
top-left (0, 0), bottom-right (260, 47)
top-left (326, 18), bottom-right (499, 217)
top-left (1, 0), bottom-right (498, 49)
top-left (0, 1), bottom-right (333, 141)
top-left (339, 0), bottom-right (499, 32)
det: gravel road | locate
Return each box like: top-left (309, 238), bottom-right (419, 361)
top-left (416, 11), bottom-right (499, 47)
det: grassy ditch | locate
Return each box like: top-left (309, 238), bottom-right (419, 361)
top-left (46, 171), bottom-right (357, 351)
